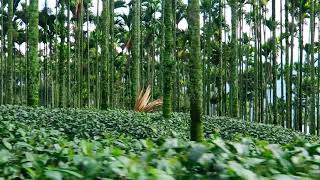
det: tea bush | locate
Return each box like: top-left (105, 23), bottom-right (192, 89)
top-left (0, 120), bottom-right (320, 179)
top-left (0, 105), bottom-right (318, 144)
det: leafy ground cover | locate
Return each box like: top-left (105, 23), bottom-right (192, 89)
top-left (0, 105), bottom-right (318, 144)
top-left (1, 118), bottom-right (320, 179)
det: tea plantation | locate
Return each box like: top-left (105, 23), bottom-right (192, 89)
top-left (1, 105), bottom-right (320, 179)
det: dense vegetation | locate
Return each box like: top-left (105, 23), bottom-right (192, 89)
top-left (0, 0), bottom-right (320, 135)
top-left (1, 0), bottom-right (320, 178)
top-left (1, 105), bottom-right (318, 144)
top-left (1, 105), bottom-right (320, 179)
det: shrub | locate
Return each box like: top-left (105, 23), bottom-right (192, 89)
top-left (0, 105), bottom-right (318, 144)
top-left (0, 119), bottom-right (320, 179)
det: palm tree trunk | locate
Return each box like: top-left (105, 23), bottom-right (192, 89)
top-left (86, 5), bottom-right (90, 107)
top-left (67, 0), bottom-right (71, 107)
top-left (109, 0), bottom-right (115, 108)
top-left (27, 0), bottom-right (39, 106)
top-left (172, 0), bottom-right (178, 112)
top-left (280, 0), bottom-right (284, 127)
top-left (223, 0), bottom-right (228, 115)
top-left (218, 0), bottom-right (223, 116)
top-left (6, 0), bottom-right (14, 104)
top-left (101, 0), bottom-right (110, 109)
top-left (131, 0), bottom-right (141, 109)
top-left (44, 0), bottom-right (48, 107)
top-left (317, 12), bottom-right (320, 135)
top-left (229, 0), bottom-right (239, 118)
top-left (58, 0), bottom-right (65, 107)
top-left (188, 0), bottom-right (204, 141)
top-left (202, 11), bottom-right (207, 115)
top-left (309, 0), bottom-right (316, 134)
top-left (272, 0), bottom-right (277, 124)
top-left (239, 4), bottom-right (244, 119)
top-left (259, 4), bottom-right (263, 123)
top-left (288, 4), bottom-right (294, 129)
top-left (162, 0), bottom-right (174, 118)
top-left (253, 0), bottom-right (259, 122)
top-left (285, 0), bottom-right (290, 128)
top-left (95, 0), bottom-right (100, 108)
top-left (0, 1), bottom-right (4, 105)
top-left (297, 0), bottom-right (303, 131)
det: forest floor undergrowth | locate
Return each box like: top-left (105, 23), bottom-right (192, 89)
top-left (0, 105), bottom-right (320, 179)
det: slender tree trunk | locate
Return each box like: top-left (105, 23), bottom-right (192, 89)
top-left (253, 0), bottom-right (259, 122)
top-left (18, 48), bottom-right (23, 104)
top-left (229, 0), bottom-right (239, 117)
top-left (285, 0), bottom-right (290, 128)
top-left (188, 0), bottom-right (204, 141)
top-left (317, 13), bottom-right (320, 135)
top-left (172, 0), bottom-right (178, 112)
top-left (109, 0), bottom-right (115, 108)
top-left (259, 3), bottom-right (263, 123)
top-left (44, 0), bottom-right (48, 107)
top-left (163, 0), bottom-right (174, 118)
top-left (27, 0), bottom-right (39, 106)
top-left (80, 2), bottom-right (85, 107)
top-left (25, 0), bottom-right (29, 105)
top-left (239, 4), bottom-right (244, 119)
top-left (218, 0), bottom-right (223, 116)
top-left (309, 0), bottom-right (316, 134)
top-left (58, 0), bottom-right (66, 107)
top-left (131, 0), bottom-right (141, 109)
top-left (280, 0), bottom-right (284, 127)
top-left (150, 2), bottom-right (156, 102)
top-left (67, 0), bottom-right (71, 107)
top-left (288, 4), bottom-right (294, 129)
top-left (86, 5), bottom-right (90, 107)
top-left (304, 95), bottom-right (308, 133)
top-left (297, 0), bottom-right (303, 131)
top-left (77, 0), bottom-right (84, 107)
top-left (95, 0), bottom-right (100, 108)
top-left (13, 40), bottom-right (16, 104)
top-left (6, 0), bottom-right (14, 104)
top-left (223, 0), bottom-right (227, 115)
top-left (0, 1), bottom-right (4, 105)
top-left (101, 0), bottom-right (110, 109)
top-left (159, 0), bottom-right (165, 102)
top-left (202, 11), bottom-right (207, 115)
top-left (272, 0), bottom-right (277, 124)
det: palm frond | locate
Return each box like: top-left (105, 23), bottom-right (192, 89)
top-left (134, 85), bottom-right (162, 112)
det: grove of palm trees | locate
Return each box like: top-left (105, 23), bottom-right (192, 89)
top-left (0, 0), bottom-right (320, 179)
